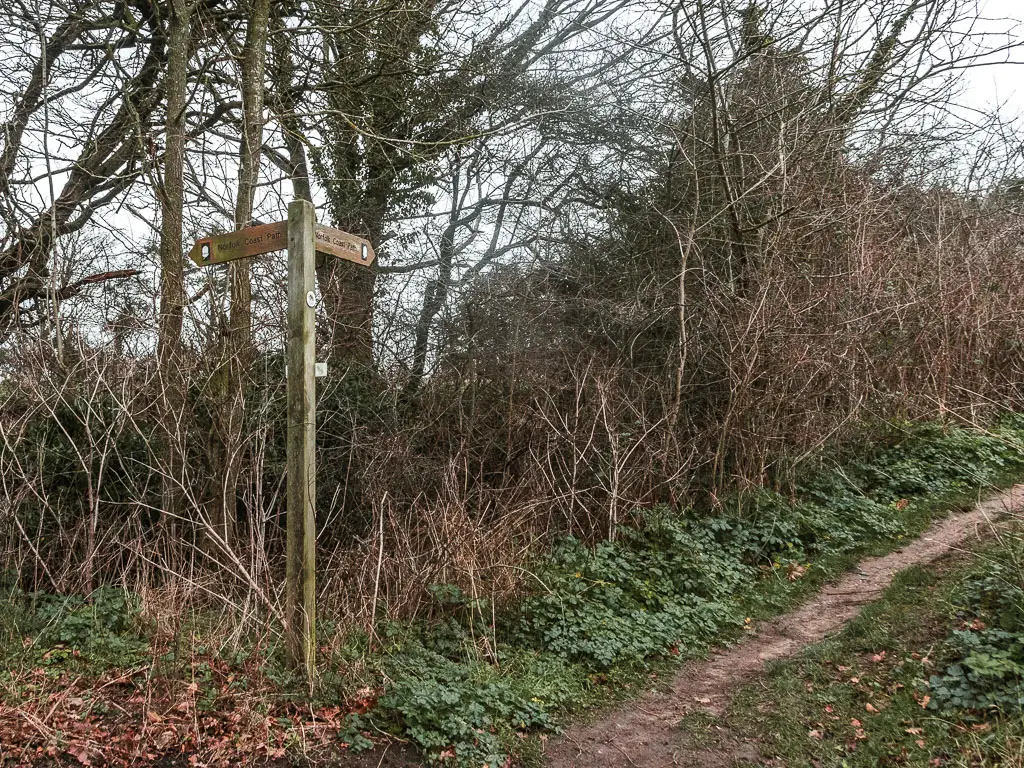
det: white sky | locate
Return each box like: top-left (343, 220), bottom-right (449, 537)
top-left (962, 0), bottom-right (1024, 114)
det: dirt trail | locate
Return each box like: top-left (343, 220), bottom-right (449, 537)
top-left (543, 485), bottom-right (1024, 768)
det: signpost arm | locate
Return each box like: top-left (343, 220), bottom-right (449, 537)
top-left (286, 199), bottom-right (317, 681)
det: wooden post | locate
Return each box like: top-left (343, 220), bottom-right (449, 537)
top-left (285, 199), bottom-right (317, 681)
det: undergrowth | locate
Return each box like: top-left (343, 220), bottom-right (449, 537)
top-left (0, 585), bottom-right (150, 671)
top-left (3, 417), bottom-right (1023, 767)
top-left (929, 545), bottom-right (1024, 713)
top-left (340, 416), bottom-right (1024, 766)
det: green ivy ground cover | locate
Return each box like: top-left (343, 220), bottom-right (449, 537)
top-left (928, 554), bottom-right (1024, 714)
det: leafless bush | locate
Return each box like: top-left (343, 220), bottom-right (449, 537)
top-left (0, 0), bottom-right (1022, 642)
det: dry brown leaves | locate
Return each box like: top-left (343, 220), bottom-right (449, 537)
top-left (0, 657), bottom-right (379, 767)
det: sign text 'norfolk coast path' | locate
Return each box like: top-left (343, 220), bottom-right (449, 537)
top-left (188, 221), bottom-right (287, 265)
top-left (314, 224), bottom-right (376, 266)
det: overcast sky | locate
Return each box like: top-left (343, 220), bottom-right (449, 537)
top-left (963, 0), bottom-right (1024, 113)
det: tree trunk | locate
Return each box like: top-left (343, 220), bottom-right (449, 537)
top-left (316, 259), bottom-right (376, 366)
top-left (318, 185), bottom-right (388, 367)
top-left (269, 20), bottom-right (312, 203)
top-left (211, 0), bottom-right (270, 548)
top-left (156, 0), bottom-right (191, 539)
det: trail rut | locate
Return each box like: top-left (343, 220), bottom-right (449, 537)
top-left (543, 485), bottom-right (1024, 768)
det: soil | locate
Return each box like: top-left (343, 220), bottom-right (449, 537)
top-left (542, 485), bottom-right (1024, 768)
top-left (314, 741), bottom-right (424, 767)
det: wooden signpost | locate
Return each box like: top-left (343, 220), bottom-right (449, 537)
top-left (188, 220), bottom-right (287, 265)
top-left (189, 202), bottom-right (373, 682)
top-left (285, 200), bottom-right (317, 683)
top-left (187, 221), bottom-right (372, 268)
top-left (314, 224), bottom-right (375, 267)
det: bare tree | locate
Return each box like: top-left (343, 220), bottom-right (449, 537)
top-left (157, 0), bottom-right (195, 534)
top-left (0, 0), bottom-right (167, 332)
top-left (205, 0), bottom-right (272, 549)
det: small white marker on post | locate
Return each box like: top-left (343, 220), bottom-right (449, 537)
top-left (285, 199), bottom-right (317, 683)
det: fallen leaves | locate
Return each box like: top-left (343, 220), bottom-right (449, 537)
top-left (67, 742), bottom-right (94, 766)
top-left (0, 654), bottom-right (379, 768)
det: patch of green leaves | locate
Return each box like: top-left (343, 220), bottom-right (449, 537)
top-left (27, 586), bottom-right (149, 668)
top-left (372, 642), bottom-right (555, 766)
top-left (511, 515), bottom-right (750, 667)
top-left (338, 713), bottom-right (374, 753)
top-left (930, 556), bottom-right (1024, 713)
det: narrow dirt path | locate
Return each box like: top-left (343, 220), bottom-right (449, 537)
top-left (543, 485), bottom-right (1024, 768)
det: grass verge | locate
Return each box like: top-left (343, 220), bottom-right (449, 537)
top-left (716, 531), bottom-right (1024, 767)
